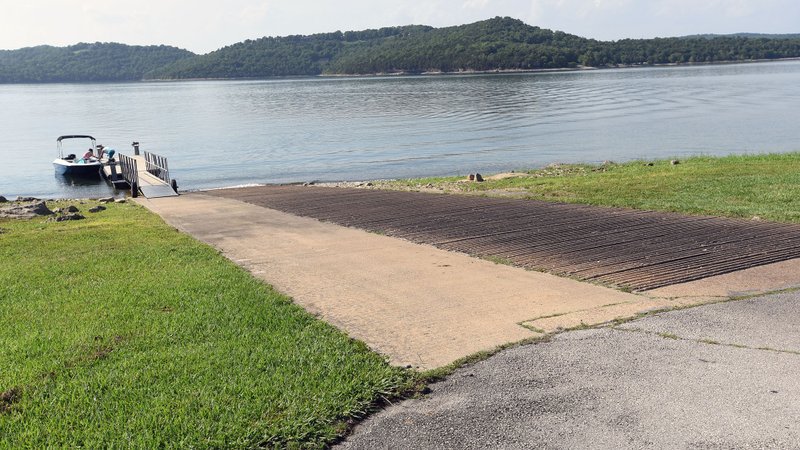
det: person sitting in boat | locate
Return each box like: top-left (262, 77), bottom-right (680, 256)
top-left (78, 148), bottom-right (97, 164)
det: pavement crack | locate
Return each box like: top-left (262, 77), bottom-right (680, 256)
top-left (611, 327), bottom-right (800, 356)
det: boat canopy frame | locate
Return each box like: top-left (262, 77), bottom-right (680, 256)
top-left (57, 135), bottom-right (96, 159)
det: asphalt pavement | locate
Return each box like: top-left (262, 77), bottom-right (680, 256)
top-left (339, 290), bottom-right (800, 449)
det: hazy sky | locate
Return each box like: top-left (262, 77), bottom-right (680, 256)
top-left (3, 0), bottom-right (799, 54)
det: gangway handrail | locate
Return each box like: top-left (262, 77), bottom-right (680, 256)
top-left (118, 153), bottom-right (139, 197)
top-left (143, 150), bottom-right (171, 185)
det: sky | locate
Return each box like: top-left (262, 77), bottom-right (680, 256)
top-left (2, 0), bottom-right (799, 54)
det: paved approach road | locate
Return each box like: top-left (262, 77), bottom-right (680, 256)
top-left (340, 291), bottom-right (800, 449)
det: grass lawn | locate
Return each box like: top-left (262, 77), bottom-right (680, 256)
top-left (380, 153), bottom-right (800, 223)
top-left (0, 201), bottom-right (411, 448)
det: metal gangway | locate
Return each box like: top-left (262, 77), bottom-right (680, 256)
top-left (117, 142), bottom-right (179, 198)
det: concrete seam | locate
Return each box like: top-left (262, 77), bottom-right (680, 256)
top-left (611, 326), bottom-right (800, 356)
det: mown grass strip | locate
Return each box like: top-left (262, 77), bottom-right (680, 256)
top-left (0, 201), bottom-right (411, 448)
top-left (380, 153), bottom-right (800, 223)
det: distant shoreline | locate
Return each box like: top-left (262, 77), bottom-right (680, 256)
top-left (2, 57), bottom-right (797, 86)
top-left (320, 56), bottom-right (800, 77)
top-left (143, 57), bottom-right (800, 82)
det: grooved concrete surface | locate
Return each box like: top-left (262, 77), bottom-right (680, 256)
top-left (339, 291), bottom-right (800, 449)
top-left (207, 185), bottom-right (800, 291)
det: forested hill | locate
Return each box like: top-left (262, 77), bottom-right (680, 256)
top-left (149, 17), bottom-right (800, 78)
top-left (0, 43), bottom-right (194, 82)
top-left (2, 18), bottom-right (800, 83)
top-left (145, 25), bottom-right (433, 79)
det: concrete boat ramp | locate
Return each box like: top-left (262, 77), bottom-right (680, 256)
top-left (136, 186), bottom-right (800, 369)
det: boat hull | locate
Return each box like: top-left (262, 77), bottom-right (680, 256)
top-left (53, 159), bottom-right (103, 178)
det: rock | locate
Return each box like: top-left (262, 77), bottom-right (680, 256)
top-left (365, 182), bottom-right (373, 187)
top-left (88, 205), bottom-right (107, 213)
top-left (53, 206), bottom-right (79, 214)
top-left (98, 197), bottom-right (114, 204)
top-left (50, 213), bottom-right (85, 222)
top-left (475, 173), bottom-right (484, 182)
top-left (644, 162), bottom-right (654, 167)
top-left (15, 196), bottom-right (39, 202)
top-left (671, 159), bottom-right (680, 165)
top-left (0, 201), bottom-right (54, 219)
top-left (0, 196), bottom-right (7, 203)
top-left (114, 198), bottom-right (127, 204)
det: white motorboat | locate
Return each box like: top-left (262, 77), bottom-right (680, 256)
top-left (53, 135), bottom-right (103, 178)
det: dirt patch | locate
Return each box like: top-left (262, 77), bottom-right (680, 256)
top-left (0, 387), bottom-right (21, 414)
top-left (89, 335), bottom-right (124, 361)
top-left (92, 345), bottom-right (114, 360)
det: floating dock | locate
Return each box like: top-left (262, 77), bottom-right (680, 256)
top-left (101, 159), bottom-right (129, 189)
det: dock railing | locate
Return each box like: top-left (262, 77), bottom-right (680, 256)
top-left (118, 154), bottom-right (139, 197)
top-left (143, 151), bottom-right (171, 185)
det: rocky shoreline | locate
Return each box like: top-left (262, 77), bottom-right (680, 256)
top-left (0, 196), bottom-right (125, 221)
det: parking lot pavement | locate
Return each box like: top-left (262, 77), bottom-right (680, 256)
top-left (339, 291), bottom-right (800, 449)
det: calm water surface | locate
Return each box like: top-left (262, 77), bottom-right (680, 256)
top-left (1, 60), bottom-right (799, 199)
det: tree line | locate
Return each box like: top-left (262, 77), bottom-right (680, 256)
top-left (2, 18), bottom-right (799, 83)
top-left (0, 43), bottom-right (193, 83)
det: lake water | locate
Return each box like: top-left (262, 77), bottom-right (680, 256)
top-left (1, 60), bottom-right (799, 199)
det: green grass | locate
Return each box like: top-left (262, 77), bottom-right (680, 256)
top-left (0, 201), bottom-right (411, 448)
top-left (380, 153), bottom-right (800, 223)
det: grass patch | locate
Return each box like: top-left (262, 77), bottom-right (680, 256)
top-left (481, 255), bottom-right (514, 266)
top-left (658, 332), bottom-right (680, 340)
top-left (0, 201), bottom-right (411, 448)
top-left (378, 153), bottom-right (800, 223)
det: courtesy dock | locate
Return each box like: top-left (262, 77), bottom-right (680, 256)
top-left (110, 143), bottom-right (178, 198)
